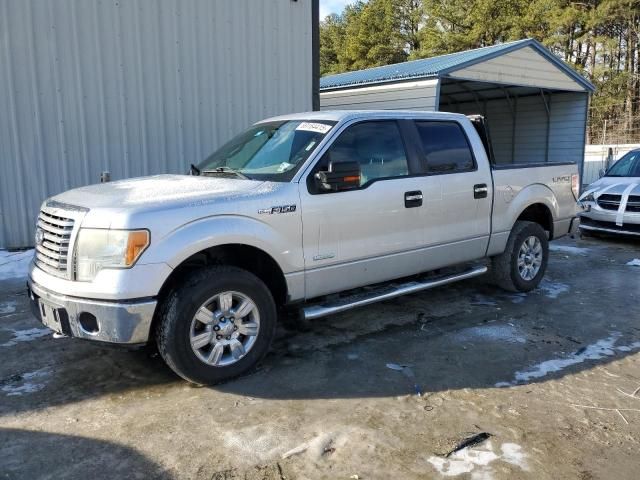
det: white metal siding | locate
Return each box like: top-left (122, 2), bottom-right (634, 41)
top-left (441, 92), bottom-right (588, 165)
top-left (448, 46), bottom-right (584, 92)
top-left (320, 79), bottom-right (439, 111)
top-left (0, 0), bottom-right (313, 249)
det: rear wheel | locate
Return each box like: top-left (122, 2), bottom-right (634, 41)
top-left (156, 266), bottom-right (277, 385)
top-left (491, 220), bottom-right (549, 292)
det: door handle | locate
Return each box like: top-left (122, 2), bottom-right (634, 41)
top-left (474, 184), bottom-right (488, 199)
top-left (405, 190), bottom-right (423, 208)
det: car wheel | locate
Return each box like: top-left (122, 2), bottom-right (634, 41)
top-left (156, 266), bottom-right (277, 385)
top-left (491, 220), bottom-right (549, 293)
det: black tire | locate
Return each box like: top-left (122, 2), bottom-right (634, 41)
top-left (156, 266), bottom-right (277, 385)
top-left (490, 220), bottom-right (549, 293)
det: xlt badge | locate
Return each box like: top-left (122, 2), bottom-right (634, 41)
top-left (258, 205), bottom-right (297, 215)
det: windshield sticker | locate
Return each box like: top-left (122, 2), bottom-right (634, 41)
top-left (296, 122), bottom-right (332, 134)
top-left (277, 162), bottom-right (294, 173)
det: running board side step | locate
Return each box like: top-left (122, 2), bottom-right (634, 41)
top-left (301, 265), bottom-right (488, 320)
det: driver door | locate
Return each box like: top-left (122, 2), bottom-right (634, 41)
top-left (299, 120), bottom-right (430, 299)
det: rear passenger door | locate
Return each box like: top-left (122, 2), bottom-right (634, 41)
top-left (412, 120), bottom-right (492, 258)
top-left (299, 120), bottom-right (428, 299)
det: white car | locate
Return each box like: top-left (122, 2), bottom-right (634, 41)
top-left (578, 149), bottom-right (640, 237)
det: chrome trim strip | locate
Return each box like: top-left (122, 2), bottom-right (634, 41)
top-left (302, 265), bottom-right (487, 320)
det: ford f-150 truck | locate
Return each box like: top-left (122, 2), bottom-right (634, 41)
top-left (28, 111), bottom-right (580, 384)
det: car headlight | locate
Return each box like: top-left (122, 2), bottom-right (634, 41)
top-left (74, 229), bottom-right (150, 281)
top-left (577, 192), bottom-right (594, 212)
top-left (579, 192), bottom-right (595, 203)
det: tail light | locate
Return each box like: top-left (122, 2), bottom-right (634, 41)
top-left (571, 174), bottom-right (580, 200)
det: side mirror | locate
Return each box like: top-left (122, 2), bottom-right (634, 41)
top-left (598, 168), bottom-right (605, 178)
top-left (314, 160), bottom-right (361, 192)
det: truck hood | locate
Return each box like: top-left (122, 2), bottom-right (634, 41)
top-left (49, 174), bottom-right (265, 210)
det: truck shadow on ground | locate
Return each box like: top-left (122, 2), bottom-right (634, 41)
top-left (1, 236), bottom-right (638, 412)
top-left (0, 428), bottom-right (173, 479)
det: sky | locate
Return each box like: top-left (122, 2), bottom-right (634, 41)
top-left (319, 0), bottom-right (354, 19)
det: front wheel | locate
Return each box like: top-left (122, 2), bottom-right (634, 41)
top-left (156, 266), bottom-right (277, 385)
top-left (490, 220), bottom-right (549, 292)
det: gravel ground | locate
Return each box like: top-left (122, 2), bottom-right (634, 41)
top-left (1, 235), bottom-right (639, 480)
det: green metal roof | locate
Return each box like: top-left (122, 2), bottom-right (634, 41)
top-left (320, 38), bottom-right (595, 92)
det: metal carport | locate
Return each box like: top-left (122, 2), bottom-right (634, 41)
top-left (320, 39), bottom-right (595, 183)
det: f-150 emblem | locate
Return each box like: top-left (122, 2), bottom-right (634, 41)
top-left (258, 205), bottom-right (297, 215)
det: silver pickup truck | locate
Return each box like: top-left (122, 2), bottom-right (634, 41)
top-left (28, 111), bottom-right (579, 384)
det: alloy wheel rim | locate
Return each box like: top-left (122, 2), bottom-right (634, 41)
top-left (517, 235), bottom-right (543, 281)
top-left (189, 291), bottom-right (260, 367)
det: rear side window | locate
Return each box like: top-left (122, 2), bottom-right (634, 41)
top-left (415, 121), bottom-right (475, 174)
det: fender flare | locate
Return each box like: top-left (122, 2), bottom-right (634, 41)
top-left (141, 215), bottom-right (300, 274)
top-left (502, 183), bottom-right (559, 233)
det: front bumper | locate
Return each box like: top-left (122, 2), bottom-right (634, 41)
top-left (27, 278), bottom-right (157, 344)
top-left (579, 216), bottom-right (640, 236)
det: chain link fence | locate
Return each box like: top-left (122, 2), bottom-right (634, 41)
top-left (584, 101), bottom-right (640, 186)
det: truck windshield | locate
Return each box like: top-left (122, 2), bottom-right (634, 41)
top-left (197, 120), bottom-right (336, 181)
top-left (606, 151), bottom-right (640, 177)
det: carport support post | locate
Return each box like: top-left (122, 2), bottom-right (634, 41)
top-left (540, 90), bottom-right (551, 163)
top-left (502, 89), bottom-right (518, 164)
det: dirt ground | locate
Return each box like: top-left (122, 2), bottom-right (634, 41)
top-left (1, 234), bottom-right (639, 480)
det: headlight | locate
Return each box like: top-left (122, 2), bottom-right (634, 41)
top-left (579, 192), bottom-right (595, 203)
top-left (74, 229), bottom-right (150, 281)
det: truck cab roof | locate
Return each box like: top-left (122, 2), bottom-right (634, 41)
top-left (261, 109), bottom-right (472, 124)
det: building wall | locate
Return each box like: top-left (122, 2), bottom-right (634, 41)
top-left (449, 46), bottom-right (584, 92)
top-left (440, 92), bottom-right (588, 167)
top-left (0, 0), bottom-right (314, 249)
top-left (320, 79), bottom-right (439, 111)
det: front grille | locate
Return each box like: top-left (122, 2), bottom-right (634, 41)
top-left (35, 209), bottom-right (75, 278)
top-left (597, 194), bottom-right (620, 210)
top-left (627, 195), bottom-right (640, 213)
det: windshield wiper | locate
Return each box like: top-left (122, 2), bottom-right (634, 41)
top-left (190, 163), bottom-right (201, 176)
top-left (201, 166), bottom-right (250, 180)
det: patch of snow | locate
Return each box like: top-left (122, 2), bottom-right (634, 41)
top-left (2, 327), bottom-right (51, 347)
top-left (1, 368), bottom-right (51, 396)
top-left (0, 250), bottom-right (34, 280)
top-left (386, 363), bottom-right (415, 378)
top-left (538, 279), bottom-right (569, 299)
top-left (507, 293), bottom-right (527, 304)
top-left (495, 333), bottom-right (640, 387)
top-left (454, 325), bottom-right (526, 344)
top-left (549, 244), bottom-right (590, 255)
top-left (427, 441), bottom-right (528, 478)
top-left (470, 295), bottom-right (498, 306)
top-left (0, 300), bottom-right (17, 315)
top-left (499, 443), bottom-right (529, 471)
top-left (626, 258), bottom-right (640, 267)
top-left (222, 425), bottom-right (291, 464)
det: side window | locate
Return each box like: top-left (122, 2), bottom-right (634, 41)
top-left (320, 121), bottom-right (409, 187)
top-left (415, 121), bottom-right (475, 174)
